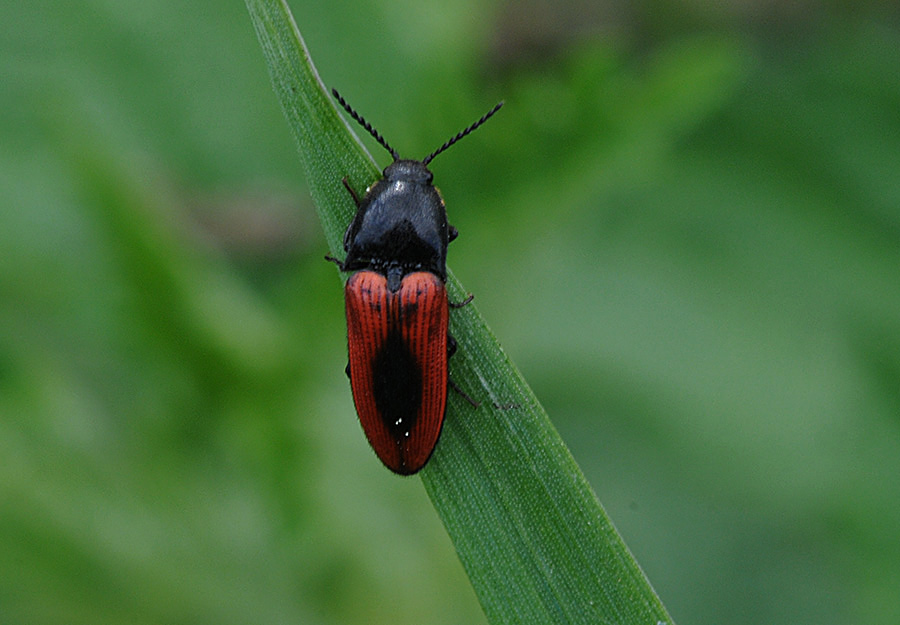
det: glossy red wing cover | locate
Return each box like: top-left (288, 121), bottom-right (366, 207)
top-left (344, 270), bottom-right (449, 474)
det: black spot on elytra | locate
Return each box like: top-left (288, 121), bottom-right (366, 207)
top-left (372, 329), bottom-right (422, 437)
top-left (402, 301), bottom-right (418, 317)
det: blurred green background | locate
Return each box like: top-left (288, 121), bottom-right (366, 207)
top-left (2, 0), bottom-right (900, 623)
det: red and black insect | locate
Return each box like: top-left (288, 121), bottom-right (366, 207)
top-left (327, 88), bottom-right (502, 474)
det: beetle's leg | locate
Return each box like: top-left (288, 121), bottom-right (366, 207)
top-left (447, 334), bottom-right (479, 408)
top-left (342, 176), bottom-right (361, 207)
top-left (449, 293), bottom-right (474, 309)
top-left (449, 377), bottom-right (479, 408)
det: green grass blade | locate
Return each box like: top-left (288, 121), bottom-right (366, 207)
top-left (245, 1), bottom-right (676, 623)
top-left (244, 0), bottom-right (378, 253)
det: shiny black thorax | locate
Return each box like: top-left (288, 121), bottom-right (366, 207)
top-left (340, 160), bottom-right (450, 291)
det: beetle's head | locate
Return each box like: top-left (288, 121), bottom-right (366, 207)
top-left (383, 160), bottom-right (433, 184)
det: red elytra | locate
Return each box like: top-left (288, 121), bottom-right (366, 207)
top-left (344, 270), bottom-right (449, 474)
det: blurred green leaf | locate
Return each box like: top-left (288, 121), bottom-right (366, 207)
top-left (245, 0), bottom-right (675, 623)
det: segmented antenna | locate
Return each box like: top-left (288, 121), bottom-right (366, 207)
top-left (332, 88), bottom-right (400, 161)
top-left (423, 101), bottom-right (504, 166)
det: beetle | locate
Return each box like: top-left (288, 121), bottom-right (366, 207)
top-left (327, 88), bottom-right (502, 474)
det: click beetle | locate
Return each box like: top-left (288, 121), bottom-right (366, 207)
top-left (327, 88), bottom-right (502, 474)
